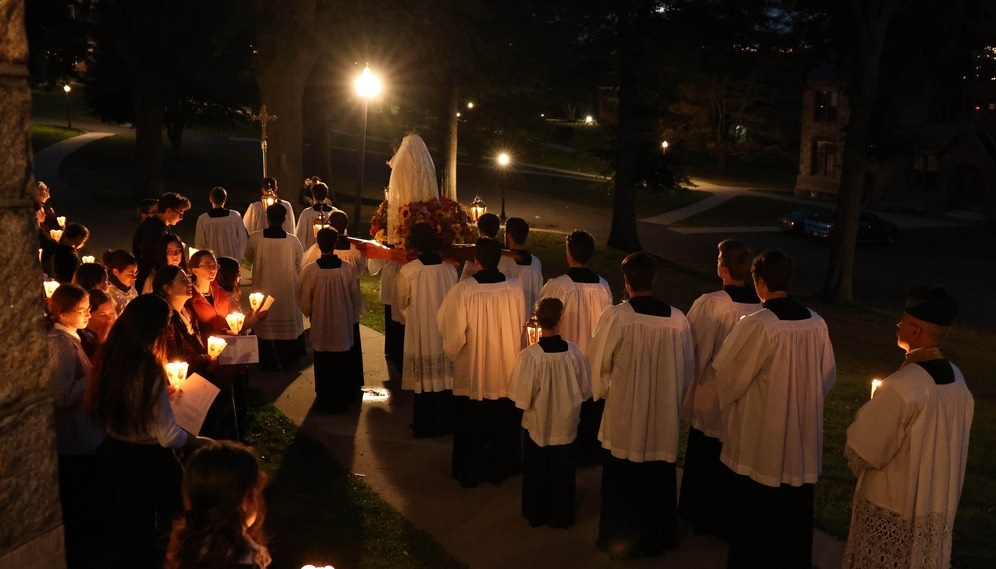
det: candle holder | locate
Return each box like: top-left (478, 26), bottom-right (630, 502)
top-left (81, 255), bottom-right (95, 264)
top-left (249, 292), bottom-right (264, 311)
top-left (469, 195), bottom-right (487, 223)
top-left (262, 191), bottom-right (277, 209)
top-left (43, 280), bottom-right (60, 298)
top-left (50, 229), bottom-right (63, 242)
top-left (226, 312), bottom-right (246, 334)
top-left (165, 361), bottom-right (189, 388)
top-left (525, 314), bottom-right (541, 346)
top-left (56, 216), bottom-right (66, 228)
top-left (206, 336), bottom-right (228, 358)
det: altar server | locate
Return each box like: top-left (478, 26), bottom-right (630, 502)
top-left (194, 186), bottom-right (248, 261)
top-left (244, 177), bottom-right (295, 235)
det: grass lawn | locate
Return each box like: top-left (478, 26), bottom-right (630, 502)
top-left (31, 124), bottom-right (82, 153)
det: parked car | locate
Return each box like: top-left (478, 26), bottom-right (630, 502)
top-left (803, 210), bottom-right (898, 244)
top-left (777, 208), bottom-right (823, 234)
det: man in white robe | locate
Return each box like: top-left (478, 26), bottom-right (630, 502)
top-left (842, 287), bottom-right (973, 569)
top-left (460, 212), bottom-right (515, 279)
top-left (295, 181), bottom-right (343, 253)
top-left (194, 186), bottom-right (248, 261)
top-left (438, 237), bottom-right (525, 487)
top-left (677, 239), bottom-right (761, 536)
top-left (502, 217), bottom-right (543, 318)
top-left (537, 229), bottom-right (612, 465)
top-left (588, 252), bottom-right (694, 559)
top-left (244, 177), bottom-right (296, 235)
top-left (395, 222), bottom-right (458, 437)
top-left (244, 203), bottom-right (304, 370)
top-left (297, 228), bottom-right (364, 412)
top-left (713, 249), bottom-right (836, 569)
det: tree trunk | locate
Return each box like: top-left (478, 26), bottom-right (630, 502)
top-left (438, 75), bottom-right (459, 201)
top-left (607, 7), bottom-right (643, 252)
top-left (254, 0), bottom-right (319, 200)
top-left (820, 0), bottom-right (900, 303)
top-left (131, 80), bottom-right (163, 199)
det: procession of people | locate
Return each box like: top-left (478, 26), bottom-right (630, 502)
top-left (38, 132), bottom-right (974, 569)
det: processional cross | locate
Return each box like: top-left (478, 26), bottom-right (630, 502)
top-left (251, 105), bottom-right (277, 178)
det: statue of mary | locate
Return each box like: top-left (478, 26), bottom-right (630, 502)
top-left (386, 133), bottom-right (438, 244)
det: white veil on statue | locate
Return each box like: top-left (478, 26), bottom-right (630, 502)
top-left (387, 133), bottom-right (438, 244)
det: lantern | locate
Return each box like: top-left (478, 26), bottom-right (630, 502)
top-left (469, 195), bottom-right (487, 223)
top-left (262, 190), bottom-right (277, 209)
top-left (525, 314), bottom-right (541, 346)
top-left (206, 336), bottom-right (228, 358)
top-left (249, 292), bottom-right (265, 311)
top-left (165, 361), bottom-right (189, 388)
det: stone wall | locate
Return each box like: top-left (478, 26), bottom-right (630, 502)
top-left (0, 0), bottom-right (66, 568)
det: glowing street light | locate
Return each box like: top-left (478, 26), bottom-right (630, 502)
top-left (661, 140), bottom-right (669, 154)
top-left (497, 152), bottom-right (511, 221)
top-left (63, 84), bottom-right (72, 129)
top-left (353, 65), bottom-right (382, 235)
top-left (584, 115), bottom-right (594, 125)
top-left (467, 101), bottom-right (475, 109)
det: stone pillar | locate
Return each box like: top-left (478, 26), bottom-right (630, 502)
top-left (0, 1), bottom-right (67, 568)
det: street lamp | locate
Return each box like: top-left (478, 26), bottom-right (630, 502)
top-left (661, 140), bottom-right (669, 154)
top-left (497, 152), bottom-right (511, 221)
top-left (353, 65), bottom-right (382, 236)
top-left (63, 84), bottom-right (72, 129)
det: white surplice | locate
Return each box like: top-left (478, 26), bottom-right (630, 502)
top-left (194, 209), bottom-right (248, 261)
top-left (587, 302), bottom-right (694, 462)
top-left (509, 342), bottom-right (592, 446)
top-left (680, 290), bottom-right (762, 438)
top-left (395, 259), bottom-right (458, 392)
top-left (297, 259), bottom-right (363, 352)
top-left (460, 254), bottom-right (516, 281)
top-left (842, 361), bottom-right (973, 569)
top-left (243, 199), bottom-right (296, 235)
top-left (244, 231), bottom-right (303, 340)
top-left (294, 205), bottom-right (344, 252)
top-left (713, 308), bottom-right (836, 487)
top-left (437, 277), bottom-right (525, 400)
top-left (537, 274), bottom-right (612, 356)
top-left (504, 255), bottom-right (543, 317)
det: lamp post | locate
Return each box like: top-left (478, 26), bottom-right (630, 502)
top-left (353, 65), bottom-right (382, 236)
top-left (497, 152), bottom-right (510, 221)
top-left (63, 84), bottom-right (72, 129)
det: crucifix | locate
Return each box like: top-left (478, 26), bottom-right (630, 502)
top-left (251, 105), bottom-right (277, 178)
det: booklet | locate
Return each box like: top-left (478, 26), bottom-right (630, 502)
top-left (218, 334), bottom-right (260, 365)
top-left (260, 294), bottom-right (275, 312)
top-left (169, 373), bottom-right (220, 435)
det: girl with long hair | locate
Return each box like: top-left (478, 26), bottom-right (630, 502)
top-left (166, 441), bottom-right (270, 569)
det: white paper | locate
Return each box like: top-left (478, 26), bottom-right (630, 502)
top-left (169, 373), bottom-right (220, 435)
top-left (260, 295), bottom-right (275, 312)
top-left (218, 334), bottom-right (260, 365)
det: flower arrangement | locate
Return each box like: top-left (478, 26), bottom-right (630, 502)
top-left (369, 198), bottom-right (391, 245)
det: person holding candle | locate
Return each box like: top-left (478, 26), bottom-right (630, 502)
top-left (166, 441), bottom-right (271, 569)
top-left (536, 229), bottom-right (613, 466)
top-left (297, 228), bottom-right (364, 413)
top-left (102, 249), bottom-right (139, 315)
top-left (216, 256), bottom-right (265, 441)
top-left (459, 213), bottom-right (515, 279)
top-left (509, 297), bottom-right (591, 529)
top-left (295, 181), bottom-right (341, 253)
top-left (245, 202), bottom-right (305, 371)
top-left (187, 250), bottom-right (234, 338)
top-left (394, 222), bottom-right (458, 437)
top-left (72, 261), bottom-right (110, 292)
top-left (438, 237), bottom-right (526, 488)
top-left (194, 186), bottom-right (249, 262)
top-left (678, 239), bottom-right (761, 538)
top-left (712, 250), bottom-right (836, 569)
top-left (79, 289), bottom-right (117, 359)
top-left (842, 287), bottom-right (973, 569)
top-left (134, 192), bottom-right (191, 290)
top-left (48, 222), bottom-right (89, 283)
top-left (47, 284), bottom-right (112, 568)
top-left (86, 294), bottom-right (211, 569)
top-left (154, 266), bottom-right (238, 440)
top-left (244, 177), bottom-right (296, 235)
top-left (588, 252), bottom-right (694, 560)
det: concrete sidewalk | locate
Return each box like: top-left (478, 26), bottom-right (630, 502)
top-left (262, 326), bottom-right (846, 569)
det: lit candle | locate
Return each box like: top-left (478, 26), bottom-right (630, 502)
top-left (226, 312), bottom-right (245, 334)
top-left (871, 378), bottom-right (883, 399)
top-left (249, 292), bottom-right (265, 311)
top-left (165, 361), bottom-right (189, 388)
top-left (50, 229), bottom-right (63, 242)
top-left (38, 248), bottom-right (43, 263)
top-left (43, 280), bottom-right (60, 298)
top-left (81, 255), bottom-right (95, 264)
top-left (56, 216), bottom-right (66, 228)
top-left (525, 314), bottom-right (541, 346)
top-left (206, 336), bottom-right (228, 358)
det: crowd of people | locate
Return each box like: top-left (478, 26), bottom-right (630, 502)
top-left (37, 169), bottom-right (974, 569)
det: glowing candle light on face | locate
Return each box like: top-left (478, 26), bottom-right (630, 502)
top-left (206, 336), bottom-right (228, 358)
top-left (871, 378), bottom-right (883, 399)
top-left (165, 361), bottom-right (189, 388)
top-left (226, 312), bottom-right (245, 334)
top-left (249, 293), bottom-right (264, 311)
top-left (43, 280), bottom-right (60, 298)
